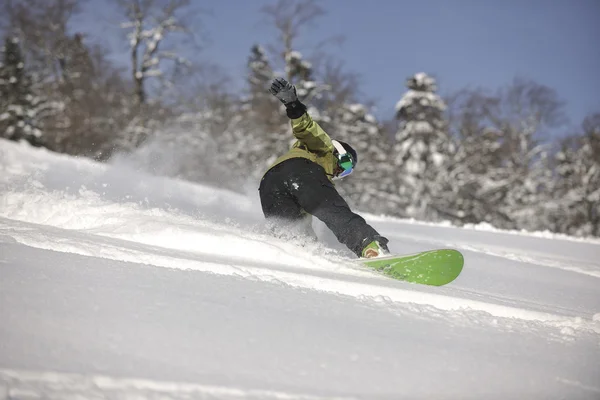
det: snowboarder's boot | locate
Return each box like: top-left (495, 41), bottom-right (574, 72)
top-left (361, 239), bottom-right (389, 258)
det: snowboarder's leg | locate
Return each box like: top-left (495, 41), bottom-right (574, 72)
top-left (259, 163), bottom-right (318, 241)
top-left (281, 159), bottom-right (388, 257)
top-left (298, 182), bottom-right (387, 256)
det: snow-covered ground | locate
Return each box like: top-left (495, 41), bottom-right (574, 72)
top-left (0, 139), bottom-right (599, 400)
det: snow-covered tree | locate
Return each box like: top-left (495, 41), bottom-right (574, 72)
top-left (286, 50), bottom-right (326, 104)
top-left (483, 78), bottom-right (565, 231)
top-left (442, 90), bottom-right (515, 226)
top-left (331, 103), bottom-right (392, 214)
top-left (551, 113), bottom-right (600, 237)
top-left (243, 45), bottom-right (280, 133)
top-left (0, 36), bottom-right (56, 146)
top-left (237, 44), bottom-right (287, 175)
top-left (248, 45), bottom-right (275, 96)
top-left (441, 79), bottom-right (566, 231)
top-left (446, 126), bottom-right (513, 226)
top-left (391, 72), bottom-right (452, 219)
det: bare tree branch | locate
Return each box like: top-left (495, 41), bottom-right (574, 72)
top-left (260, 0), bottom-right (325, 76)
top-left (114, 0), bottom-right (197, 107)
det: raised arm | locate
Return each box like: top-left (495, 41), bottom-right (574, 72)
top-left (290, 113), bottom-right (333, 154)
top-left (269, 77), bottom-right (333, 153)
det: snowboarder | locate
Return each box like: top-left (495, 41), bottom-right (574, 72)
top-left (259, 78), bottom-right (390, 258)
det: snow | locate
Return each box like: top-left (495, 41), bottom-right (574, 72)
top-left (287, 51), bottom-right (304, 61)
top-left (395, 90), bottom-right (446, 113)
top-left (302, 81), bottom-right (317, 90)
top-left (347, 104), bottom-right (365, 114)
top-left (0, 138), bottom-right (599, 399)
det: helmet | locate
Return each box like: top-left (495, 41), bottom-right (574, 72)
top-left (331, 140), bottom-right (357, 178)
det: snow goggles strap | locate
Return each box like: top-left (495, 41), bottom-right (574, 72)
top-left (331, 140), bottom-right (354, 178)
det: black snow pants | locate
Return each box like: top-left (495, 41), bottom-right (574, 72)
top-left (259, 158), bottom-right (388, 257)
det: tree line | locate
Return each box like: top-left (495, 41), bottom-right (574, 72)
top-left (1, 0), bottom-right (598, 237)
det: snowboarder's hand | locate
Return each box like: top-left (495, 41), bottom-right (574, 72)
top-left (269, 78), bottom-right (298, 106)
top-left (269, 77), bottom-right (306, 119)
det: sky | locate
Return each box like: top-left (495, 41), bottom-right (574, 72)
top-left (77, 0), bottom-right (599, 134)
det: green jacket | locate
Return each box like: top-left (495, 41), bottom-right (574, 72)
top-left (266, 112), bottom-right (337, 181)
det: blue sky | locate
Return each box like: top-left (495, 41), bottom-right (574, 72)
top-left (78, 0), bottom-right (599, 133)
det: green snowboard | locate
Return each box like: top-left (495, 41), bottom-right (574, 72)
top-left (360, 249), bottom-right (464, 286)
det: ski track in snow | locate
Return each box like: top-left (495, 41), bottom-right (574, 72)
top-left (0, 368), bottom-right (356, 400)
top-left (1, 139), bottom-right (600, 398)
top-left (2, 217), bottom-right (599, 339)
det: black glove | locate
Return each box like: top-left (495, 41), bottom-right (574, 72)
top-left (269, 77), bottom-right (306, 119)
top-left (269, 77), bottom-right (297, 105)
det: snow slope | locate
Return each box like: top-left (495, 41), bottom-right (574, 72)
top-left (1, 139), bottom-right (599, 399)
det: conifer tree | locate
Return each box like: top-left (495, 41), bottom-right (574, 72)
top-left (391, 72), bottom-right (451, 219)
top-left (443, 90), bottom-right (514, 226)
top-left (243, 45), bottom-right (281, 133)
top-left (236, 44), bottom-right (287, 175)
top-left (0, 36), bottom-right (51, 146)
top-left (552, 113), bottom-right (600, 236)
top-left (487, 79), bottom-right (565, 231)
top-left (331, 103), bottom-right (392, 214)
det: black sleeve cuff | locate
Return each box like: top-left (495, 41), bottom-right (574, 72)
top-left (285, 100), bottom-right (307, 119)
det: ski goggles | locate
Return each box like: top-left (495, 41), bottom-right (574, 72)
top-left (331, 140), bottom-right (354, 178)
top-left (337, 153), bottom-right (354, 178)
